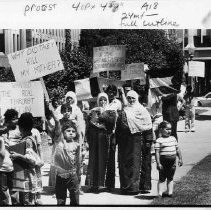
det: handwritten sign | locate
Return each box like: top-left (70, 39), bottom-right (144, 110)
top-left (0, 0), bottom-right (211, 28)
top-left (93, 45), bottom-right (126, 73)
top-left (7, 40), bottom-right (64, 82)
top-left (188, 61), bottom-right (205, 77)
top-left (121, 63), bottom-right (146, 84)
top-left (0, 81), bottom-right (44, 117)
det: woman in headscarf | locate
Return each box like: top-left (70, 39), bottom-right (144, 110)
top-left (116, 90), bottom-right (153, 195)
top-left (64, 91), bottom-right (85, 142)
top-left (85, 92), bottom-right (117, 192)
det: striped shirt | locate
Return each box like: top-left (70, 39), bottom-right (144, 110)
top-left (154, 136), bottom-right (178, 156)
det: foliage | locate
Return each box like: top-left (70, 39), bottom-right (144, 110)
top-left (44, 45), bottom-right (92, 100)
top-left (79, 29), bottom-right (185, 89)
top-left (0, 67), bottom-right (15, 82)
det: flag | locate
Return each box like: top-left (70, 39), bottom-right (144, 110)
top-left (147, 69), bottom-right (180, 110)
top-left (74, 77), bottom-right (125, 101)
top-left (149, 76), bottom-right (177, 96)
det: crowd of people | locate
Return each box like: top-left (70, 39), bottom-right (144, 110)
top-left (0, 82), bottom-right (197, 205)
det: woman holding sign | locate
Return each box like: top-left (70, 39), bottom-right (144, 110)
top-left (85, 92), bottom-right (117, 192)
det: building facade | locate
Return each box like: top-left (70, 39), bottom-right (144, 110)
top-left (0, 29), bottom-right (81, 54)
top-left (184, 29), bottom-right (211, 96)
top-left (0, 29), bottom-right (81, 68)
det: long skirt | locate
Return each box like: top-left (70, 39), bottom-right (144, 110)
top-left (85, 125), bottom-right (110, 188)
top-left (118, 132), bottom-right (143, 194)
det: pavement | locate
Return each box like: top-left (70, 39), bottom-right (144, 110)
top-left (40, 107), bottom-right (211, 205)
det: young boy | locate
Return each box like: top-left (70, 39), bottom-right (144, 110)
top-left (155, 121), bottom-right (183, 197)
top-left (51, 104), bottom-right (80, 205)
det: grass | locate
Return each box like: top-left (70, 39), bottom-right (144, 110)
top-left (152, 154), bottom-right (211, 206)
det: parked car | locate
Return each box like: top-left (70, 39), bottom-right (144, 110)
top-left (195, 92), bottom-right (211, 107)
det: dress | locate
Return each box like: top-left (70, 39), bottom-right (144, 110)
top-left (85, 108), bottom-right (116, 189)
top-left (10, 136), bottom-right (42, 205)
top-left (116, 90), bottom-right (153, 194)
top-left (116, 111), bottom-right (142, 194)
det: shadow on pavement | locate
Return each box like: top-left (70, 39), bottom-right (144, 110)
top-left (134, 195), bottom-right (157, 200)
top-left (195, 115), bottom-right (211, 121)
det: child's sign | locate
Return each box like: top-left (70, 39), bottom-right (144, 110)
top-left (7, 39), bottom-right (64, 82)
top-left (0, 81), bottom-right (44, 117)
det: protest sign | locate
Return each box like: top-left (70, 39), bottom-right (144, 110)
top-left (74, 77), bottom-right (125, 101)
top-left (188, 61), bottom-right (205, 77)
top-left (121, 63), bottom-right (146, 84)
top-left (93, 45), bottom-right (126, 73)
top-left (7, 39), bottom-right (64, 82)
top-left (0, 81), bottom-right (44, 117)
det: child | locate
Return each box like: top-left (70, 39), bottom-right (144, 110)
top-left (10, 112), bottom-right (42, 205)
top-left (183, 85), bottom-right (195, 132)
top-left (51, 104), bottom-right (80, 206)
top-left (155, 121), bottom-right (183, 198)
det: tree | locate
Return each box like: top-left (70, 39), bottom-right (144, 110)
top-left (79, 29), bottom-right (185, 89)
top-left (44, 44), bottom-right (92, 99)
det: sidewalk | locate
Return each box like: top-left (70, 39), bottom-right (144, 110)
top-left (40, 107), bottom-right (211, 205)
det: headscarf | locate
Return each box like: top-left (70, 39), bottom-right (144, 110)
top-left (97, 92), bottom-right (109, 110)
top-left (124, 90), bottom-right (152, 133)
top-left (126, 90), bottom-right (139, 107)
top-left (65, 91), bottom-right (77, 106)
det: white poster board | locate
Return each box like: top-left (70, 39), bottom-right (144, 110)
top-left (8, 39), bottom-right (64, 82)
top-left (0, 81), bottom-right (44, 117)
top-left (188, 61), bottom-right (205, 77)
top-left (121, 63), bottom-right (146, 84)
top-left (93, 45), bottom-right (126, 73)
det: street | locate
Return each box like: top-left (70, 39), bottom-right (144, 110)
top-left (39, 107), bottom-right (211, 205)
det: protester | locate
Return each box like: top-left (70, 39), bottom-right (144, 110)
top-left (105, 85), bottom-right (122, 111)
top-left (10, 112), bottom-right (42, 205)
top-left (104, 85), bottom-right (121, 190)
top-left (155, 121), bottom-right (183, 198)
top-left (49, 105), bottom-right (80, 206)
top-left (64, 91), bottom-right (85, 144)
top-left (116, 90), bottom-right (152, 195)
top-left (0, 126), bottom-right (14, 205)
top-left (161, 92), bottom-right (184, 140)
top-left (85, 92), bottom-right (116, 192)
top-left (3, 109), bottom-right (43, 204)
top-left (183, 85), bottom-right (195, 132)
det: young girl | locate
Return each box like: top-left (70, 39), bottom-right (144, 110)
top-left (155, 121), bottom-right (183, 198)
top-left (50, 104), bottom-right (80, 205)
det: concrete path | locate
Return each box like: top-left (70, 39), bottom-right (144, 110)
top-left (40, 107), bottom-right (211, 205)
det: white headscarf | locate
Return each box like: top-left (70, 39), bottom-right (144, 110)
top-left (96, 92), bottom-right (109, 111)
top-left (126, 90), bottom-right (139, 107)
top-left (125, 90), bottom-right (152, 133)
top-left (65, 91), bottom-right (77, 106)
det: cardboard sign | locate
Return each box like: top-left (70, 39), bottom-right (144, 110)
top-left (93, 45), bottom-right (126, 73)
top-left (121, 63), bottom-right (146, 84)
top-left (188, 61), bottom-right (205, 77)
top-left (0, 81), bottom-right (44, 117)
top-left (8, 39), bottom-right (64, 82)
